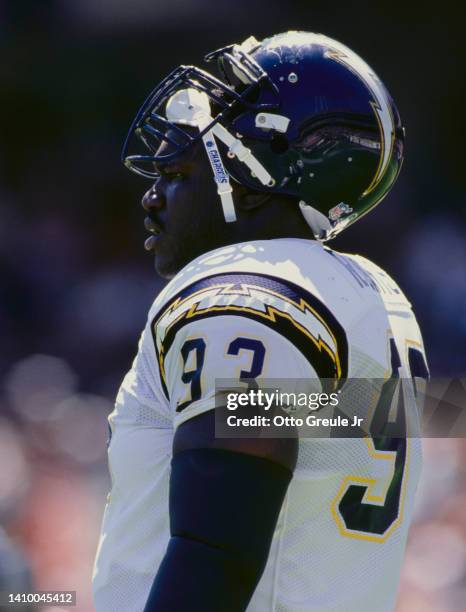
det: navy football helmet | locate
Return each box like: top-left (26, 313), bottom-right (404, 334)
top-left (123, 31), bottom-right (404, 239)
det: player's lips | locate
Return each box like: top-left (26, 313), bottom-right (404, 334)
top-left (144, 217), bottom-right (163, 251)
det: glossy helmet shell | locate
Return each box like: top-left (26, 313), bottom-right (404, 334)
top-left (212, 32), bottom-right (404, 238)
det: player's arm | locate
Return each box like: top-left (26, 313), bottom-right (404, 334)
top-left (143, 410), bottom-right (297, 612)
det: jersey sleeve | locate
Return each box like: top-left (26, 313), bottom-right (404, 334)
top-left (150, 272), bottom-right (348, 428)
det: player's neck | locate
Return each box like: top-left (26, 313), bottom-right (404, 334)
top-left (232, 209), bottom-right (313, 243)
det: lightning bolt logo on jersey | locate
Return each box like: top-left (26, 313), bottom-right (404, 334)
top-left (152, 272), bottom-right (348, 404)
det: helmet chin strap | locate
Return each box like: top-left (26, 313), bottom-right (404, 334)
top-left (200, 128), bottom-right (237, 223)
top-left (165, 87), bottom-right (273, 223)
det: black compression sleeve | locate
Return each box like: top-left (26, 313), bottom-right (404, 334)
top-left (143, 447), bottom-right (293, 612)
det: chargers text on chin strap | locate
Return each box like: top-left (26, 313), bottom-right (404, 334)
top-left (165, 87), bottom-right (274, 223)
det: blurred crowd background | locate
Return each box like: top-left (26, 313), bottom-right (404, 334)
top-left (1, 1), bottom-right (465, 610)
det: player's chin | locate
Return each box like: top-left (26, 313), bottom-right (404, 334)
top-left (154, 255), bottom-right (177, 279)
top-left (153, 237), bottom-right (187, 279)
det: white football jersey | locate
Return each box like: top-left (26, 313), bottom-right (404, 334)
top-left (93, 238), bottom-right (428, 612)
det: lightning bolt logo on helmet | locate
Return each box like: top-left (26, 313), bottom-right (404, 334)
top-left (323, 38), bottom-right (396, 195)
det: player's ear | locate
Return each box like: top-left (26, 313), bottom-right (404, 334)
top-left (234, 184), bottom-right (272, 212)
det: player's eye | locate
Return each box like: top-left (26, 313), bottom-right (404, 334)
top-left (166, 172), bottom-right (184, 181)
top-left (160, 166), bottom-right (184, 182)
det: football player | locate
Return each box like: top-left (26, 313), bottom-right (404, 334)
top-left (93, 32), bottom-right (429, 611)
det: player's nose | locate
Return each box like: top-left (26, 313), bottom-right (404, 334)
top-left (141, 182), bottom-right (164, 212)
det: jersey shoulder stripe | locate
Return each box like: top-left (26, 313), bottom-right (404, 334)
top-left (150, 272), bottom-right (348, 400)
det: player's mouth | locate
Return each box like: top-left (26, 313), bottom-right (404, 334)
top-left (144, 217), bottom-right (163, 251)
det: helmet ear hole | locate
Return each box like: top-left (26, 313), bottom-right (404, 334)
top-left (270, 134), bottom-right (289, 154)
